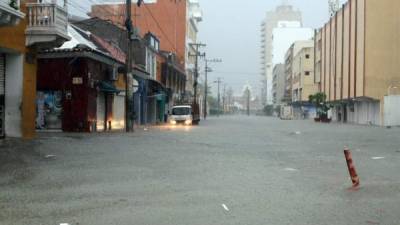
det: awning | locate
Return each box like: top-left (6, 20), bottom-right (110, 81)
top-left (133, 66), bottom-right (150, 80)
top-left (99, 81), bottom-right (121, 93)
top-left (148, 79), bottom-right (166, 93)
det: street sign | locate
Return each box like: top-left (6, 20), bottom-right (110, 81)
top-left (72, 77), bottom-right (83, 85)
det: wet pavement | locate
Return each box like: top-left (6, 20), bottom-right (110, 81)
top-left (1, 116), bottom-right (400, 225)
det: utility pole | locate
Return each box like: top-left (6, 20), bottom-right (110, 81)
top-left (189, 43), bottom-right (206, 104)
top-left (125, 0), bottom-right (133, 132)
top-left (222, 84), bottom-right (226, 114)
top-left (124, 0), bottom-right (142, 132)
top-left (214, 78), bottom-right (223, 117)
top-left (204, 59), bottom-right (210, 120)
top-left (204, 58), bottom-right (222, 120)
top-left (246, 87), bottom-right (251, 116)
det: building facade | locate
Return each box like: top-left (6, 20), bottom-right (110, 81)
top-left (269, 21), bottom-right (313, 105)
top-left (37, 25), bottom-right (126, 132)
top-left (292, 45), bottom-right (318, 119)
top-left (260, 2), bottom-right (302, 106)
top-left (284, 40), bottom-right (314, 103)
top-left (315, 0), bottom-right (400, 126)
top-left (0, 0), bottom-right (69, 138)
top-left (272, 64), bottom-right (285, 105)
top-left (90, 0), bottom-right (194, 109)
top-left (292, 45), bottom-right (317, 103)
top-left (74, 18), bottom-right (173, 126)
top-left (90, 0), bottom-right (187, 71)
top-left (185, 0), bottom-right (202, 96)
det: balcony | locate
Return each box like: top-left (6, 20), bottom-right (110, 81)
top-left (0, 0), bottom-right (25, 26)
top-left (25, 1), bottom-right (70, 49)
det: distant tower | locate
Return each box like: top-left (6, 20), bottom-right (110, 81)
top-left (328, 0), bottom-right (340, 17)
top-left (260, 1), bottom-right (302, 106)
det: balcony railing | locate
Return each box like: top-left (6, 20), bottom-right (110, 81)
top-left (0, 0), bottom-right (25, 26)
top-left (25, 1), bottom-right (70, 48)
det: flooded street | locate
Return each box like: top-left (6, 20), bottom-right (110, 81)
top-left (1, 116), bottom-right (400, 225)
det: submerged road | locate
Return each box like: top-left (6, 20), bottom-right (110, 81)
top-left (1, 116), bottom-right (400, 225)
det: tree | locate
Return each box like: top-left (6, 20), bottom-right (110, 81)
top-left (309, 92), bottom-right (332, 121)
top-left (263, 105), bottom-right (274, 116)
top-left (226, 87), bottom-right (234, 113)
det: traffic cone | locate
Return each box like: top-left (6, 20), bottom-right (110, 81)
top-left (344, 147), bottom-right (360, 190)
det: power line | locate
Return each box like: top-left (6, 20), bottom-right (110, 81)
top-left (211, 71), bottom-right (260, 75)
top-left (142, 3), bottom-right (179, 53)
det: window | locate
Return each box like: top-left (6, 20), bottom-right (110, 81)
top-left (305, 54), bottom-right (310, 59)
top-left (305, 71), bottom-right (310, 76)
top-left (172, 107), bottom-right (191, 115)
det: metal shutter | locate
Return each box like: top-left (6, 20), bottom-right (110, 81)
top-left (112, 95), bottom-right (125, 130)
top-left (96, 92), bottom-right (106, 131)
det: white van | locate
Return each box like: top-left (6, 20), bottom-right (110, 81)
top-left (169, 105), bottom-right (193, 125)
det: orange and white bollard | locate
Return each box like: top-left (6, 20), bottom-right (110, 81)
top-left (344, 147), bottom-right (360, 189)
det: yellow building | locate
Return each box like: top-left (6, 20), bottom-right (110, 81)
top-left (284, 40), bottom-right (314, 103)
top-left (0, 0), bottom-right (69, 138)
top-left (292, 45), bottom-right (318, 102)
top-left (315, 0), bottom-right (400, 126)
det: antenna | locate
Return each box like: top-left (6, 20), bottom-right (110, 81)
top-left (328, 0), bottom-right (340, 17)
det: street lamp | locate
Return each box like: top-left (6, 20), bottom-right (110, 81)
top-left (204, 58), bottom-right (222, 119)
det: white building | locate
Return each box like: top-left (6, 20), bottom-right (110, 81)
top-left (185, 0), bottom-right (203, 96)
top-left (260, 2), bottom-right (302, 106)
top-left (269, 21), bottom-right (313, 104)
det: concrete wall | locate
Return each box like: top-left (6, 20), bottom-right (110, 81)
top-left (317, 0), bottom-right (366, 101)
top-left (365, 0), bottom-right (400, 100)
top-left (345, 101), bottom-right (380, 125)
top-left (384, 96), bottom-right (400, 126)
top-left (5, 53), bottom-right (23, 137)
top-left (0, 2), bottom-right (37, 138)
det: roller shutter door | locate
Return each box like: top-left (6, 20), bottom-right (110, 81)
top-left (96, 92), bottom-right (106, 131)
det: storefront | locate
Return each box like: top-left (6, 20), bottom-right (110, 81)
top-left (147, 79), bottom-right (167, 124)
top-left (37, 52), bottom-right (124, 132)
top-left (36, 91), bottom-right (63, 130)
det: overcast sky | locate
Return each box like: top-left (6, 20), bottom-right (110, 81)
top-left (197, 0), bottom-right (347, 97)
top-left (70, 0), bottom-right (347, 97)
